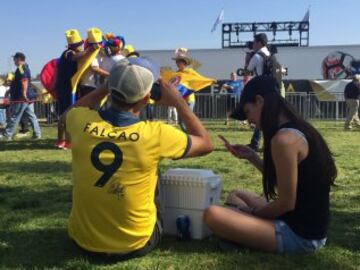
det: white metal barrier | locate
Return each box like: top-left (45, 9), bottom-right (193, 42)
top-left (26, 92), bottom-right (350, 122)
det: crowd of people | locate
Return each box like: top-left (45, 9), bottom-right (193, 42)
top-left (0, 30), bottom-right (348, 260)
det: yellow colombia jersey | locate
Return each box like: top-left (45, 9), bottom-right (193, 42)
top-left (66, 107), bottom-right (189, 253)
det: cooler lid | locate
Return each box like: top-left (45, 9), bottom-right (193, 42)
top-left (163, 168), bottom-right (215, 178)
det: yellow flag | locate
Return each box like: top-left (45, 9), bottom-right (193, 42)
top-left (70, 48), bottom-right (100, 103)
top-left (161, 68), bottom-right (216, 92)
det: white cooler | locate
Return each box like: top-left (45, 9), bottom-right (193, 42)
top-left (159, 168), bottom-right (222, 239)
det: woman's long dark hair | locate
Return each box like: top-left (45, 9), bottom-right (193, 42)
top-left (244, 77), bottom-right (337, 200)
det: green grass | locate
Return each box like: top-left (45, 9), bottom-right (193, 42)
top-left (0, 121), bottom-right (359, 270)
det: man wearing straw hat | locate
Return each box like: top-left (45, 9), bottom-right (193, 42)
top-left (0, 53), bottom-right (41, 141)
top-left (172, 48), bottom-right (196, 130)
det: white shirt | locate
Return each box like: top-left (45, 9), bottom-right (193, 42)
top-left (0, 85), bottom-right (9, 98)
top-left (99, 54), bottom-right (125, 72)
top-left (81, 58), bottom-right (100, 88)
top-left (247, 46), bottom-right (270, 76)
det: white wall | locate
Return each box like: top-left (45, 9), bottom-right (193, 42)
top-left (140, 45), bottom-right (360, 80)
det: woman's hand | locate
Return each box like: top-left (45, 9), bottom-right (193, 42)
top-left (219, 135), bottom-right (255, 160)
top-left (218, 135), bottom-right (262, 171)
top-left (224, 142), bottom-right (256, 161)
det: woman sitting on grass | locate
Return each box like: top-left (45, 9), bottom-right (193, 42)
top-left (204, 76), bottom-right (337, 254)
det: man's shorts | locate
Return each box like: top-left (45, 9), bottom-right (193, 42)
top-left (274, 220), bottom-right (327, 254)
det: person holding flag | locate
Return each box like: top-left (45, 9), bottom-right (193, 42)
top-left (162, 48), bottom-right (216, 130)
top-left (54, 28), bottom-right (100, 149)
top-left (78, 29), bottom-right (109, 98)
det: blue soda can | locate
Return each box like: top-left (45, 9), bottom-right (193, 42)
top-left (176, 215), bottom-right (191, 240)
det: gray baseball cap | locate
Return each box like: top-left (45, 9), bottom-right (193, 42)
top-left (108, 57), bottom-right (160, 104)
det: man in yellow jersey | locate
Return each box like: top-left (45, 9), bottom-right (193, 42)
top-left (64, 57), bottom-right (213, 260)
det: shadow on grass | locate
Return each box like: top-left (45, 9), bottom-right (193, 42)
top-left (0, 160), bottom-right (71, 174)
top-left (0, 225), bottom-right (357, 270)
top-left (0, 228), bottom-right (84, 269)
top-left (0, 187), bottom-right (358, 269)
top-left (0, 230), bottom-right (219, 269)
top-left (159, 235), bottom-right (218, 253)
top-left (328, 209), bottom-right (360, 252)
top-left (0, 185), bottom-right (72, 229)
top-left (0, 138), bottom-right (57, 151)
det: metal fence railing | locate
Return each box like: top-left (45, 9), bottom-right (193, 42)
top-left (306, 93), bottom-right (347, 120)
top-left (153, 92), bottom-right (348, 121)
top-left (30, 92), bottom-right (350, 123)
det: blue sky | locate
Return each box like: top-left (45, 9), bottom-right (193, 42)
top-left (1, 0), bottom-right (359, 74)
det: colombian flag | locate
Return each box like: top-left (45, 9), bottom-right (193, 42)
top-left (161, 68), bottom-right (216, 97)
top-left (70, 48), bottom-right (100, 104)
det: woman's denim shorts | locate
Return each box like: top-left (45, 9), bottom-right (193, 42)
top-left (274, 220), bottom-right (327, 254)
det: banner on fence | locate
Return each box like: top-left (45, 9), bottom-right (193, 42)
top-left (284, 79), bottom-right (350, 101)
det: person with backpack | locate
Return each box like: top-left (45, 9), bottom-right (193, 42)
top-left (244, 33), bottom-right (270, 151)
top-left (267, 44), bottom-right (286, 98)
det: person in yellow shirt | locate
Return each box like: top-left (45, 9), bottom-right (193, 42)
top-left (63, 57), bottom-right (213, 260)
